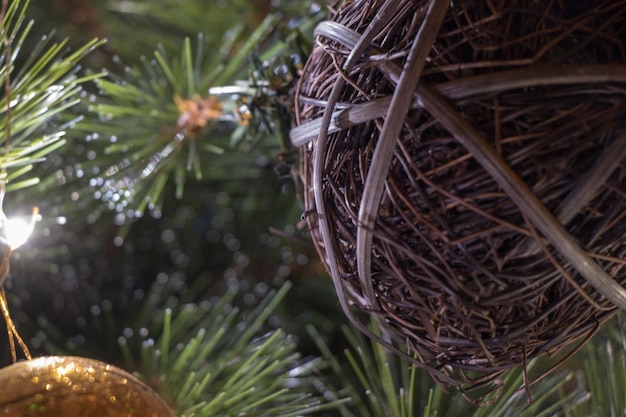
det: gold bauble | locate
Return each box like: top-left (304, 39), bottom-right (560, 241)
top-left (0, 356), bottom-right (176, 417)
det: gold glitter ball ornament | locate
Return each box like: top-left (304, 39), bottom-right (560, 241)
top-left (0, 356), bottom-right (176, 417)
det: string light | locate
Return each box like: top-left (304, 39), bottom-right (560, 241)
top-left (0, 206), bottom-right (39, 252)
top-left (0, 177), bottom-right (40, 251)
top-left (3, 214), bottom-right (35, 249)
top-left (0, 180), bottom-right (39, 362)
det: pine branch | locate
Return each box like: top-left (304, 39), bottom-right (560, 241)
top-left (566, 313), bottom-right (626, 417)
top-left (70, 11), bottom-right (316, 225)
top-left (308, 319), bottom-right (598, 417)
top-left (0, 0), bottom-right (103, 194)
top-left (32, 278), bottom-right (348, 416)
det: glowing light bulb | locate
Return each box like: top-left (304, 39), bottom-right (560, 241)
top-left (4, 217), bottom-right (34, 249)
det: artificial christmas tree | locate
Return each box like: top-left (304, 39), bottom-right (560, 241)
top-left (0, 0), bottom-right (624, 416)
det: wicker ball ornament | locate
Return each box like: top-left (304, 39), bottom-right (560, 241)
top-left (291, 0), bottom-right (626, 403)
top-left (0, 356), bottom-right (176, 416)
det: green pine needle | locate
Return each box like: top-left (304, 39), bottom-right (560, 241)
top-left (0, 0), bottom-right (104, 193)
top-left (566, 313), bottom-right (626, 417)
top-left (100, 0), bottom-right (267, 62)
top-left (74, 16), bottom-right (298, 223)
top-left (308, 318), bottom-right (608, 417)
top-left (35, 276), bottom-right (348, 416)
top-left (125, 281), bottom-right (348, 417)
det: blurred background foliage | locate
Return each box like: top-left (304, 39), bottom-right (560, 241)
top-left (0, 0), bottom-right (623, 416)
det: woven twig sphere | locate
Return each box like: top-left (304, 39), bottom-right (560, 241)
top-left (291, 0), bottom-right (626, 404)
